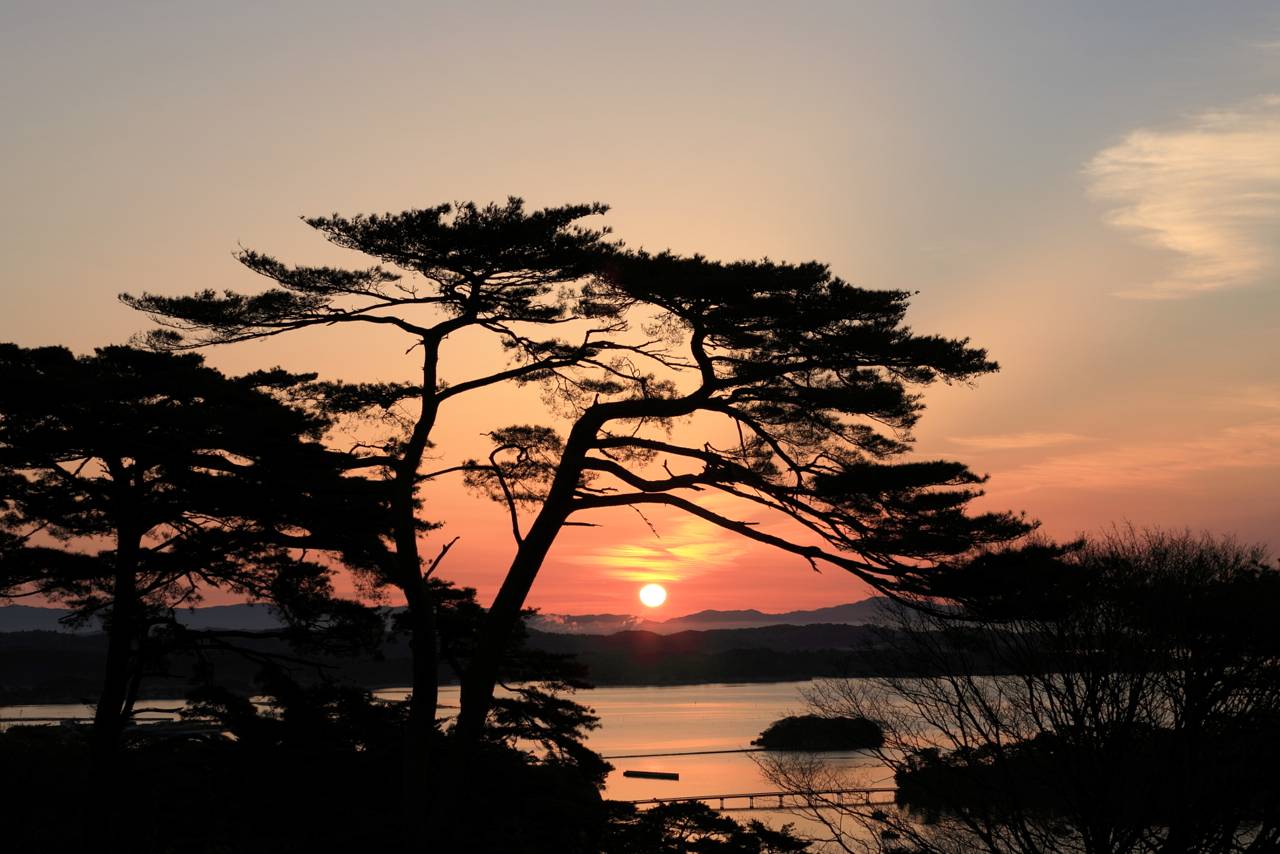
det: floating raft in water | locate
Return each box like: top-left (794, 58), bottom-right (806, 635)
top-left (622, 769), bottom-right (680, 781)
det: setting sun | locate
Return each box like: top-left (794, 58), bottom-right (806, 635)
top-left (638, 583), bottom-right (667, 608)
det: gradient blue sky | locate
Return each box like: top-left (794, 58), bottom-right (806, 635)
top-left (2, 2), bottom-right (1277, 612)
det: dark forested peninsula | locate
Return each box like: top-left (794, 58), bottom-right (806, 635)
top-left (1, 622), bottom-right (905, 705)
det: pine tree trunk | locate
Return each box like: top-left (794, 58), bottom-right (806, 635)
top-left (389, 447), bottom-right (442, 843)
top-left (91, 533), bottom-right (140, 772)
top-left (401, 585), bottom-right (440, 807)
top-left (396, 342), bottom-right (445, 832)
top-left (457, 507), bottom-right (566, 741)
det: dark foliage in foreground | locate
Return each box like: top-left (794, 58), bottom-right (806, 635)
top-left (604, 801), bottom-right (811, 853)
top-left (761, 529), bottom-right (1280, 853)
top-left (0, 681), bottom-right (811, 854)
top-left (0, 578), bottom-right (812, 851)
top-left (896, 724), bottom-right (1280, 828)
top-left (0, 718), bottom-right (603, 853)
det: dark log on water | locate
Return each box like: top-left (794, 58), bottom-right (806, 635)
top-left (622, 769), bottom-right (680, 781)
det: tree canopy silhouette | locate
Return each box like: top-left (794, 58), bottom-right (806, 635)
top-left (122, 197), bottom-right (1028, 770)
top-left (762, 529), bottom-right (1280, 853)
top-left (123, 198), bottom-right (631, 807)
top-left (456, 248), bottom-right (1030, 735)
top-left (0, 344), bottom-right (384, 769)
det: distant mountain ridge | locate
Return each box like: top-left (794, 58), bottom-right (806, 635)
top-left (0, 598), bottom-right (889, 635)
top-left (525, 598), bottom-right (890, 634)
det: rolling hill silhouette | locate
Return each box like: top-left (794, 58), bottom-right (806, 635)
top-left (0, 597), bottom-right (889, 635)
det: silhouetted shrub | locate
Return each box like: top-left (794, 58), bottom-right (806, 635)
top-left (603, 801), bottom-right (811, 853)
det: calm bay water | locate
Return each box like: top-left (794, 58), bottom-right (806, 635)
top-left (379, 680), bottom-right (887, 800)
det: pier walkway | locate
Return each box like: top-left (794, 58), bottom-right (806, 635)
top-left (628, 787), bottom-right (896, 812)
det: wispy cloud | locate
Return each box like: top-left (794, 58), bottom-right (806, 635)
top-left (994, 421), bottom-right (1280, 494)
top-left (564, 515), bottom-right (750, 583)
top-left (1218, 384), bottom-right (1280, 412)
top-left (1085, 95), bottom-right (1280, 299)
top-left (948, 431), bottom-right (1088, 451)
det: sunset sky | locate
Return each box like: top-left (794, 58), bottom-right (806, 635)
top-left (2, 2), bottom-right (1277, 615)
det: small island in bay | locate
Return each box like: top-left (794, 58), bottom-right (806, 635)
top-left (751, 715), bottom-right (885, 751)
